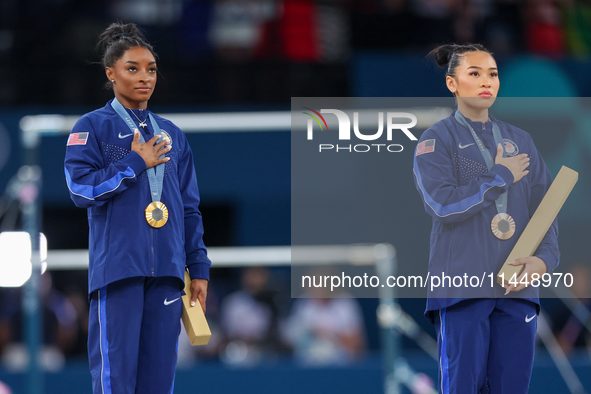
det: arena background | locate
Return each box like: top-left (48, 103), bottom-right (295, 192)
top-left (1, 1), bottom-right (591, 393)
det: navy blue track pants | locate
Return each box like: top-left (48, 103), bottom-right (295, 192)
top-left (88, 276), bottom-right (184, 394)
top-left (435, 298), bottom-right (537, 394)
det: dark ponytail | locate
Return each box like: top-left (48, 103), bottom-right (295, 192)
top-left (428, 43), bottom-right (492, 78)
top-left (97, 22), bottom-right (158, 86)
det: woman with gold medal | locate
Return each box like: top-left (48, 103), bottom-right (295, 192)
top-left (413, 44), bottom-right (559, 393)
top-left (64, 22), bottom-right (210, 394)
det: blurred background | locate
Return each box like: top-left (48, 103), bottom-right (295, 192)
top-left (1, 0), bottom-right (591, 393)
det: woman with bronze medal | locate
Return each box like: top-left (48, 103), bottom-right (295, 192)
top-left (413, 44), bottom-right (559, 393)
top-left (64, 22), bottom-right (211, 393)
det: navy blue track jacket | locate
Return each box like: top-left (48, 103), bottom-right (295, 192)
top-left (64, 100), bottom-right (211, 294)
top-left (413, 110), bottom-right (559, 319)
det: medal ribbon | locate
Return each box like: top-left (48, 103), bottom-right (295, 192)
top-left (454, 110), bottom-right (508, 215)
top-left (111, 97), bottom-right (165, 204)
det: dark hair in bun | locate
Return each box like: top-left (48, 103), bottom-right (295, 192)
top-left (429, 43), bottom-right (492, 78)
top-left (97, 22), bottom-right (158, 70)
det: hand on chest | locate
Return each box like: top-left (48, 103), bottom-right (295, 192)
top-left (102, 125), bottom-right (179, 171)
top-left (454, 131), bottom-right (528, 185)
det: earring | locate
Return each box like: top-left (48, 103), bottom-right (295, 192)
top-left (111, 80), bottom-right (115, 83)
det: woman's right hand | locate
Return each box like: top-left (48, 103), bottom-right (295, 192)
top-left (495, 144), bottom-right (529, 183)
top-left (131, 130), bottom-right (171, 168)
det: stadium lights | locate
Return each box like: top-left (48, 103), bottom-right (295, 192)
top-left (0, 232), bottom-right (47, 287)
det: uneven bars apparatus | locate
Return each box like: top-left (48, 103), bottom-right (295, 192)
top-left (46, 244), bottom-right (434, 394)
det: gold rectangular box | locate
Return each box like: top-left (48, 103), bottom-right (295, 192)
top-left (497, 166), bottom-right (578, 285)
top-left (181, 270), bottom-right (212, 346)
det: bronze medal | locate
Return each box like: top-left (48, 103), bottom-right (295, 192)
top-left (145, 201), bottom-right (168, 228)
top-left (491, 213), bottom-right (515, 240)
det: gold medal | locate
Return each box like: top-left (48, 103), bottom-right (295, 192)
top-left (145, 201), bottom-right (168, 228)
top-left (491, 213), bottom-right (515, 240)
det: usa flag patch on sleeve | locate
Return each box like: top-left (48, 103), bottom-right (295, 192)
top-left (67, 132), bottom-right (89, 146)
top-left (416, 139), bottom-right (435, 156)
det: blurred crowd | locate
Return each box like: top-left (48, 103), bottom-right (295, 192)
top-left (0, 267), bottom-right (368, 370)
top-left (352, 0), bottom-right (591, 58)
top-left (1, 263), bottom-right (591, 371)
top-left (0, 0), bottom-right (590, 105)
top-left (2, 0), bottom-right (589, 60)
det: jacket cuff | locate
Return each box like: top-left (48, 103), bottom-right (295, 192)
top-left (535, 249), bottom-right (558, 272)
top-left (122, 151), bottom-right (147, 177)
top-left (491, 164), bottom-right (514, 190)
top-left (188, 262), bottom-right (210, 281)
